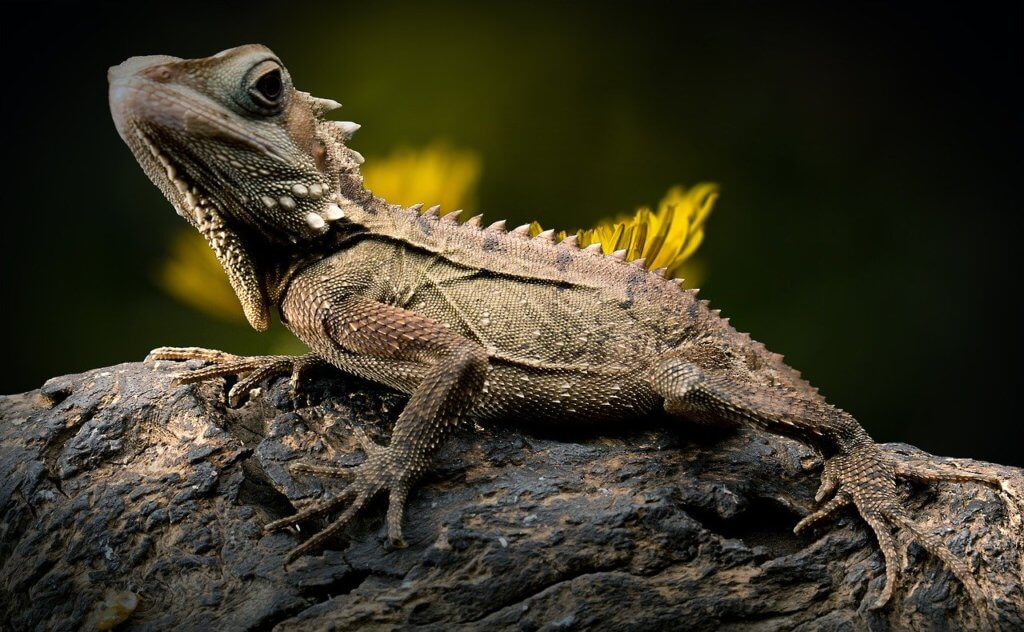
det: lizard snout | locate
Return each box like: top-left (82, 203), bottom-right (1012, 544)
top-left (107, 55), bottom-right (180, 85)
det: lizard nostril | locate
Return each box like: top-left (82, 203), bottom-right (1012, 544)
top-left (143, 66), bottom-right (173, 82)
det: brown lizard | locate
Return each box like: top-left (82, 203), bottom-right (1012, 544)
top-left (107, 44), bottom-right (1006, 614)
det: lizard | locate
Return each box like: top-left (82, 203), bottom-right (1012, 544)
top-left (107, 44), bottom-right (1006, 614)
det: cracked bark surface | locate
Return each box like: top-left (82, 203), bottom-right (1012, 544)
top-left (1, 360), bottom-right (1022, 631)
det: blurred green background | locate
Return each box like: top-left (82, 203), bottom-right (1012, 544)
top-left (2, 2), bottom-right (1019, 464)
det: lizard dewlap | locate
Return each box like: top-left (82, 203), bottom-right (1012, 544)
top-left (109, 44), bottom-right (1005, 619)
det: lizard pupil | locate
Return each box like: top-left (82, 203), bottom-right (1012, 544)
top-left (255, 69), bottom-right (282, 101)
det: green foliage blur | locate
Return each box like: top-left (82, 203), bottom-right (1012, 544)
top-left (2, 2), bottom-right (1019, 464)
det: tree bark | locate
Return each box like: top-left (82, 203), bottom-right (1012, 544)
top-left (1, 360), bottom-right (1021, 630)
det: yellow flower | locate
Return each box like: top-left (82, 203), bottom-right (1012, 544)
top-left (537, 183), bottom-right (718, 285)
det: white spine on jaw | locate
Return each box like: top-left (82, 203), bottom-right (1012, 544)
top-left (306, 212), bottom-right (326, 230)
top-left (322, 203), bottom-right (344, 221)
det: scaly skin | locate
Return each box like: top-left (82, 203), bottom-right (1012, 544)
top-left (109, 45), bottom-right (1005, 616)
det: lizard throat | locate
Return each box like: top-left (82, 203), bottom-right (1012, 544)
top-left (137, 131), bottom-right (272, 332)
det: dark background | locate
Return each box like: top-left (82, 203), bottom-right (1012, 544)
top-left (2, 2), bottom-right (1020, 464)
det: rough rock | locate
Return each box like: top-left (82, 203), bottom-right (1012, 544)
top-left (1, 360), bottom-right (1021, 630)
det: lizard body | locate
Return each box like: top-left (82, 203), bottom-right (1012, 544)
top-left (108, 45), bottom-right (1004, 615)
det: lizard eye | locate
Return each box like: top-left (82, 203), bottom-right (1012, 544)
top-left (244, 61), bottom-right (285, 113)
top-left (255, 69), bottom-right (282, 101)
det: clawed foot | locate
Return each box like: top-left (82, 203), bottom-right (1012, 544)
top-left (794, 442), bottom-right (1004, 615)
top-left (147, 346), bottom-right (327, 406)
top-left (265, 428), bottom-right (414, 564)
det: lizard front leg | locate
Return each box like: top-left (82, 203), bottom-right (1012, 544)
top-left (650, 351), bottom-right (1004, 616)
top-left (267, 296), bottom-right (489, 562)
top-left (147, 347), bottom-right (329, 406)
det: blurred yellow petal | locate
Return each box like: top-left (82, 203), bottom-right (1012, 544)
top-left (625, 223), bottom-right (648, 260)
top-left (642, 208), bottom-right (674, 266)
top-left (362, 141), bottom-right (482, 216)
top-left (690, 184), bottom-right (719, 227)
top-left (606, 224), bottom-right (626, 253)
top-left (581, 183), bottom-right (718, 282)
top-left (677, 227), bottom-right (704, 262)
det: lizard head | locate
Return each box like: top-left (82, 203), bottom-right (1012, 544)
top-left (108, 44), bottom-right (362, 330)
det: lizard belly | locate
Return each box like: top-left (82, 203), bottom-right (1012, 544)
top-left (469, 362), bottom-right (660, 423)
top-left (395, 258), bottom-right (666, 367)
top-left (284, 242), bottom-right (669, 421)
top-left (382, 245), bottom-right (669, 421)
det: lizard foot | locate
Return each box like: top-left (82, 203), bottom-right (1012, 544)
top-left (266, 432), bottom-right (414, 563)
top-left (793, 441), bottom-right (1002, 616)
top-left (147, 346), bottom-right (326, 406)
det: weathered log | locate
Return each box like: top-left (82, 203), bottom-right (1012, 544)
top-left (1, 360), bottom-right (1021, 630)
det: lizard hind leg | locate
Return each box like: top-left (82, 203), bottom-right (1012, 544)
top-left (648, 350), bottom-right (1002, 621)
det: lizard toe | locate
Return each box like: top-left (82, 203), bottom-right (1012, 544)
top-left (226, 357), bottom-right (292, 406)
top-left (387, 486), bottom-right (410, 547)
top-left (894, 456), bottom-right (1005, 490)
top-left (815, 475), bottom-right (839, 505)
top-left (173, 357), bottom-right (265, 386)
top-left (859, 508), bottom-right (899, 609)
top-left (289, 461), bottom-right (355, 480)
top-left (146, 345), bottom-right (238, 363)
top-left (287, 354), bottom-right (329, 396)
top-left (282, 489), bottom-right (372, 565)
top-left (265, 483), bottom-right (356, 533)
top-left (892, 512), bottom-right (989, 619)
top-left (161, 352), bottom-right (323, 405)
top-left (823, 443), bottom-right (993, 622)
top-left (273, 447), bottom-right (417, 562)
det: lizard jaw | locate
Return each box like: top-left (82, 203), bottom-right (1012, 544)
top-left (135, 130), bottom-right (209, 224)
top-left (134, 130), bottom-right (272, 332)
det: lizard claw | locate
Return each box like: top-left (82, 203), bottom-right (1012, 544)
top-left (813, 470), bottom-right (839, 503)
top-left (271, 445), bottom-right (415, 562)
top-left (800, 442), bottom-right (1002, 618)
